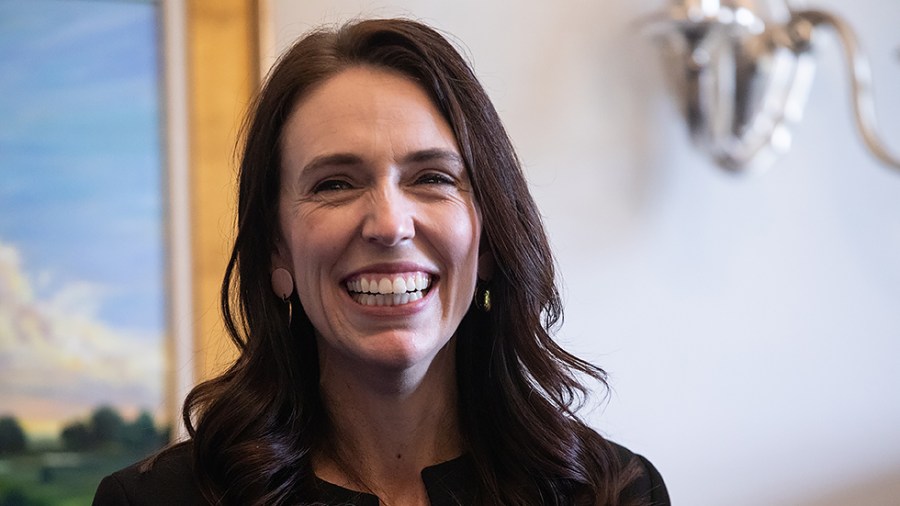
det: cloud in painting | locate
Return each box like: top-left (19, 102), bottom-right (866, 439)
top-left (0, 0), bottom-right (164, 333)
top-left (0, 240), bottom-right (163, 437)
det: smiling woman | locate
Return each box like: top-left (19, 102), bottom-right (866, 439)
top-left (93, 18), bottom-right (670, 506)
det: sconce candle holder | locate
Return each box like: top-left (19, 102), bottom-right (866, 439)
top-left (645, 0), bottom-right (900, 173)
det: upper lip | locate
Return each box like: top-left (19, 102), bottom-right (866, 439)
top-left (342, 262), bottom-right (438, 282)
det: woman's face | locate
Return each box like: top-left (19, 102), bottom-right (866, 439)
top-left (275, 66), bottom-right (481, 378)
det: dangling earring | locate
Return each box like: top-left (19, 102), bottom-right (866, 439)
top-left (271, 268), bottom-right (294, 324)
top-left (476, 251), bottom-right (495, 312)
top-left (476, 284), bottom-right (491, 312)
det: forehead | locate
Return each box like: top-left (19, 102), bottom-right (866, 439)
top-left (280, 66), bottom-right (459, 169)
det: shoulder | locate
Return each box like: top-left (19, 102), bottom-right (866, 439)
top-left (92, 442), bottom-right (206, 506)
top-left (608, 440), bottom-right (671, 506)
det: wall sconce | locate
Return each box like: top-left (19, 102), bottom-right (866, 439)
top-left (645, 0), bottom-right (899, 173)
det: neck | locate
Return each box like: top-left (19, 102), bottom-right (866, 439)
top-left (315, 339), bottom-right (463, 504)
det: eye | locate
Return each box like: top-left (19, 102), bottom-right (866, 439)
top-left (312, 179), bottom-right (353, 193)
top-left (415, 172), bottom-right (455, 185)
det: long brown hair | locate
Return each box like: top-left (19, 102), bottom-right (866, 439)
top-left (183, 18), bottom-right (643, 505)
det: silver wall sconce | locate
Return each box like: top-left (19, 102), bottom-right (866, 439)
top-left (645, 0), bottom-right (900, 173)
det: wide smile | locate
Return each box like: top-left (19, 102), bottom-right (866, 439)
top-left (345, 271), bottom-right (433, 307)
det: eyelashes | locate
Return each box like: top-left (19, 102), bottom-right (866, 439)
top-left (309, 171), bottom-right (458, 195)
top-left (414, 172), bottom-right (455, 186)
top-left (311, 179), bottom-right (353, 193)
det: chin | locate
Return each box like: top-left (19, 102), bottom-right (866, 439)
top-left (355, 331), bottom-right (454, 373)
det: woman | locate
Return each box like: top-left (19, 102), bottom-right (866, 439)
top-left (94, 18), bottom-right (669, 506)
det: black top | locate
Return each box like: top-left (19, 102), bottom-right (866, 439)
top-left (93, 442), bottom-right (669, 505)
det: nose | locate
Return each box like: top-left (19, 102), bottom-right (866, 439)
top-left (361, 185), bottom-right (415, 247)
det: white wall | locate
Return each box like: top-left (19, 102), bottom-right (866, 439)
top-left (265, 1), bottom-right (900, 504)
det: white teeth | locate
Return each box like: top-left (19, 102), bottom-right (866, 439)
top-left (348, 272), bottom-right (432, 306)
top-left (351, 292), bottom-right (420, 306)
top-left (348, 273), bottom-right (431, 294)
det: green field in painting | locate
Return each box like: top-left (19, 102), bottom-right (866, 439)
top-left (0, 449), bottom-right (156, 506)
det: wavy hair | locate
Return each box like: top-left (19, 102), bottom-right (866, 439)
top-left (182, 18), bottom-right (644, 505)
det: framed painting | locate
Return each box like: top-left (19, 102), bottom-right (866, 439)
top-left (0, 0), bottom-right (188, 503)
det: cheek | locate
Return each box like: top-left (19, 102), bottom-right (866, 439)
top-left (442, 207), bottom-right (481, 277)
top-left (283, 214), bottom-right (346, 294)
top-left (288, 207), bottom-right (352, 257)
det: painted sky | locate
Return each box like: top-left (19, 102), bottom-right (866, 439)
top-left (0, 0), bottom-right (165, 436)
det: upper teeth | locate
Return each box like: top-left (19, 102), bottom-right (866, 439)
top-left (347, 272), bottom-right (431, 295)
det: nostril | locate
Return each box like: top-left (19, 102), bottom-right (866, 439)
top-left (361, 213), bottom-right (415, 246)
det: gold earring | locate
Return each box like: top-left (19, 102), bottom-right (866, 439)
top-left (271, 268), bottom-right (294, 326)
top-left (476, 286), bottom-right (491, 312)
top-left (284, 297), bottom-right (293, 327)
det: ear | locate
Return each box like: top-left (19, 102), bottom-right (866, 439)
top-left (271, 241), bottom-right (289, 271)
top-left (477, 235), bottom-right (494, 281)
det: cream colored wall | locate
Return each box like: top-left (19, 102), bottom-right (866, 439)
top-left (265, 1), bottom-right (900, 504)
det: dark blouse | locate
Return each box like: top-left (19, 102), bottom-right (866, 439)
top-left (92, 442), bottom-right (669, 505)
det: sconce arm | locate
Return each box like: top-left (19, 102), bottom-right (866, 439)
top-left (790, 9), bottom-right (900, 171)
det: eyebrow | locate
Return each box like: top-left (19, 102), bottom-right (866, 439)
top-left (400, 148), bottom-right (464, 167)
top-left (300, 148), bottom-right (464, 175)
top-left (300, 153), bottom-right (363, 175)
